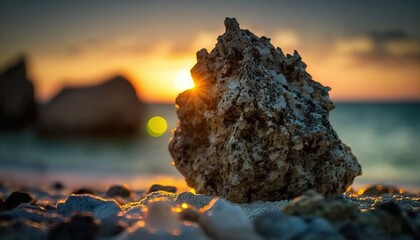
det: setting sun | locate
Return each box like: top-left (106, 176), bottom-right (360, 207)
top-left (174, 69), bottom-right (195, 92)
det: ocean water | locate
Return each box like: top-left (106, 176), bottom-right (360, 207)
top-left (0, 103), bottom-right (419, 190)
top-left (330, 103), bottom-right (420, 189)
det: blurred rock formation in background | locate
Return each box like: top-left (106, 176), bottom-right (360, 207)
top-left (0, 57), bottom-right (36, 130)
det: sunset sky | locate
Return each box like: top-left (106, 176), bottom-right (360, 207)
top-left (0, 0), bottom-right (419, 103)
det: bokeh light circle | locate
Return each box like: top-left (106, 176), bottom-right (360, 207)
top-left (146, 116), bottom-right (168, 137)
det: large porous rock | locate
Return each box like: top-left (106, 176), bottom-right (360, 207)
top-left (168, 18), bottom-right (362, 203)
top-left (36, 75), bottom-right (145, 136)
top-left (0, 56), bottom-right (36, 130)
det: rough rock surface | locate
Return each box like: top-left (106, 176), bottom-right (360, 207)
top-left (36, 75), bottom-right (145, 136)
top-left (169, 18), bottom-right (362, 203)
top-left (0, 57), bottom-right (36, 130)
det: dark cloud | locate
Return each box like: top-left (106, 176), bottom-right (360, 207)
top-left (59, 36), bottom-right (194, 58)
top-left (62, 45), bottom-right (84, 57)
top-left (50, 36), bottom-right (157, 58)
top-left (356, 30), bottom-right (420, 63)
top-left (368, 30), bottom-right (409, 43)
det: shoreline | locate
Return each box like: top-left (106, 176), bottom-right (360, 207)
top-left (1, 166), bottom-right (419, 194)
top-left (0, 177), bottom-right (418, 239)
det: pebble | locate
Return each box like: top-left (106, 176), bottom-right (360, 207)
top-left (175, 224), bottom-right (210, 240)
top-left (145, 200), bottom-right (178, 230)
top-left (93, 200), bottom-right (123, 219)
top-left (0, 208), bottom-right (62, 223)
top-left (179, 206), bottom-right (200, 222)
top-left (106, 184), bottom-right (133, 198)
top-left (359, 184), bottom-right (401, 197)
top-left (283, 191), bottom-right (357, 222)
top-left (0, 197), bottom-right (5, 211)
top-left (122, 205), bottom-right (148, 222)
top-left (118, 200), bottom-right (209, 240)
top-left (57, 194), bottom-right (122, 219)
top-left (123, 223), bottom-right (208, 240)
top-left (297, 217), bottom-right (344, 240)
top-left (148, 184), bottom-right (177, 194)
top-left (51, 181), bottom-right (65, 191)
top-left (99, 217), bottom-right (128, 237)
top-left (254, 211), bottom-right (307, 239)
top-left (175, 191), bottom-right (212, 208)
top-left (138, 191), bottom-right (177, 205)
top-left (0, 183), bottom-right (418, 239)
top-left (72, 187), bottom-right (94, 195)
top-left (305, 217), bottom-right (337, 232)
top-left (0, 219), bottom-right (47, 240)
top-left (339, 222), bottom-right (363, 240)
top-left (199, 198), bottom-right (262, 240)
top-left (5, 191), bottom-right (34, 210)
top-left (48, 213), bottom-right (98, 240)
top-left (375, 200), bottom-right (403, 216)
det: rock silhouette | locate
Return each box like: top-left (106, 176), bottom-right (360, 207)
top-left (36, 76), bottom-right (145, 136)
top-left (0, 57), bottom-right (36, 130)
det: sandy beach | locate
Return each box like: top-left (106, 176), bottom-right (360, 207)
top-left (0, 179), bottom-right (419, 239)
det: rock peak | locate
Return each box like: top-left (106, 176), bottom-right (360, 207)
top-left (0, 55), bottom-right (35, 130)
top-left (224, 17), bottom-right (240, 32)
top-left (0, 56), bottom-right (27, 77)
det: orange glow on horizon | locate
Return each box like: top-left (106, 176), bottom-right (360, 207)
top-left (129, 175), bottom-right (189, 192)
top-left (128, 49), bottom-right (197, 103)
top-left (25, 32), bottom-right (419, 103)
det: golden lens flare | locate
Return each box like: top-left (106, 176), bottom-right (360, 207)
top-left (174, 69), bottom-right (195, 92)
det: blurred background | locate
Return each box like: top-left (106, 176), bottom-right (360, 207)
top-left (0, 0), bottom-right (419, 190)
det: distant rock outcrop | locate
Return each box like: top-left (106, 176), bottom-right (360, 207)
top-left (169, 18), bottom-right (362, 203)
top-left (36, 76), bottom-right (145, 136)
top-left (0, 57), bottom-right (36, 130)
